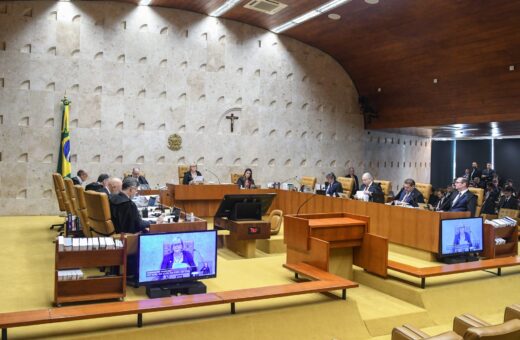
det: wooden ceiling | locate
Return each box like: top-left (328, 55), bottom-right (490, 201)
top-left (90, 0), bottom-right (520, 133)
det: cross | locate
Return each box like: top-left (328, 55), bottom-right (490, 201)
top-left (226, 113), bottom-right (239, 133)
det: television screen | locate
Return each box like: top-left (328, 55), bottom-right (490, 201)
top-left (439, 217), bottom-right (483, 256)
top-left (138, 230), bottom-right (217, 285)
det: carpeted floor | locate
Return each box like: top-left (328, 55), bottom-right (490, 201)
top-left (0, 216), bottom-right (519, 339)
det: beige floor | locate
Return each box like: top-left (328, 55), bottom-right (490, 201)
top-left (0, 216), bottom-right (519, 339)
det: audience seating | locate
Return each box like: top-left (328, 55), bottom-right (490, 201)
top-left (391, 325), bottom-right (462, 340)
top-left (230, 173), bottom-right (242, 184)
top-left (178, 165), bottom-right (189, 184)
top-left (416, 182), bottom-right (433, 203)
top-left (337, 176), bottom-right (354, 197)
top-left (268, 209), bottom-right (283, 235)
top-left (468, 187), bottom-right (484, 216)
top-left (74, 185), bottom-right (91, 237)
top-left (453, 309), bottom-right (520, 339)
top-left (300, 176), bottom-right (317, 189)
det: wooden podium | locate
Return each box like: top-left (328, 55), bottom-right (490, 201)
top-left (215, 217), bottom-right (270, 258)
top-left (284, 213), bottom-right (388, 279)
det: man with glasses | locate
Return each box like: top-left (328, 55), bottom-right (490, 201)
top-left (109, 177), bottom-right (152, 234)
top-left (445, 177), bottom-right (477, 216)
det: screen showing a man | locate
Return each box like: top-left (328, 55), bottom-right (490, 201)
top-left (138, 231), bottom-right (217, 284)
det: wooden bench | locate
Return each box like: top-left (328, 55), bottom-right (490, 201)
top-left (388, 256), bottom-right (520, 288)
top-left (0, 263), bottom-right (357, 339)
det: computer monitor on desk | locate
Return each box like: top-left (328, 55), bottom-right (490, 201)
top-left (214, 194), bottom-right (276, 221)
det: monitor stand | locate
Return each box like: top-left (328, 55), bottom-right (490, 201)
top-left (441, 254), bottom-right (479, 264)
top-left (146, 281), bottom-right (206, 299)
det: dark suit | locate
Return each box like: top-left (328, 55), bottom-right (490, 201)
top-left (481, 190), bottom-right (499, 214)
top-left (454, 231), bottom-right (472, 247)
top-left (469, 168), bottom-right (481, 181)
top-left (393, 188), bottom-right (424, 207)
top-left (237, 176), bottom-right (255, 189)
top-left (182, 171), bottom-right (202, 185)
top-left (71, 176), bottom-right (81, 185)
top-left (345, 174), bottom-right (359, 194)
top-left (498, 196), bottom-right (518, 210)
top-left (325, 181), bottom-right (343, 197)
top-left (448, 190), bottom-right (477, 216)
top-left (124, 176), bottom-right (150, 189)
top-left (109, 192), bottom-right (150, 234)
top-left (85, 182), bottom-right (109, 195)
top-left (359, 182), bottom-right (384, 203)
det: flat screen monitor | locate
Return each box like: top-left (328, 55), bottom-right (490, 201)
top-left (138, 230), bottom-right (217, 286)
top-left (214, 194), bottom-right (276, 220)
top-left (439, 217), bottom-right (483, 257)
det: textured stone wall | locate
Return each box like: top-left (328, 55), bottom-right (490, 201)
top-left (0, 1), bottom-right (430, 215)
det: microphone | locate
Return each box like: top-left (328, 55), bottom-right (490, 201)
top-left (204, 168), bottom-right (221, 184)
top-left (296, 193), bottom-right (317, 216)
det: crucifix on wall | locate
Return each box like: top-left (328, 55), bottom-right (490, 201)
top-left (226, 113), bottom-right (239, 133)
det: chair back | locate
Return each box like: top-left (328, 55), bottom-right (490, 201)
top-left (74, 185), bottom-right (91, 237)
top-left (83, 190), bottom-right (115, 237)
top-left (268, 209), bottom-right (283, 235)
top-left (464, 319), bottom-right (520, 340)
top-left (504, 304), bottom-right (520, 322)
top-left (468, 187), bottom-right (484, 216)
top-left (498, 208), bottom-right (520, 219)
top-left (416, 182), bottom-right (432, 203)
top-left (300, 176), bottom-right (317, 189)
top-left (231, 173), bottom-right (242, 184)
top-left (374, 180), bottom-right (392, 196)
top-left (64, 178), bottom-right (79, 216)
top-left (178, 165), bottom-right (189, 183)
top-left (337, 177), bottom-right (354, 196)
top-left (52, 173), bottom-right (69, 213)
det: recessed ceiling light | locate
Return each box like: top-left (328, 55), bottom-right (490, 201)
top-left (328, 13), bottom-right (341, 20)
top-left (139, 0), bottom-right (152, 5)
top-left (433, 78), bottom-right (438, 84)
top-left (210, 0), bottom-right (241, 17)
top-left (377, 87), bottom-right (382, 92)
top-left (364, 0), bottom-right (379, 4)
top-left (509, 65), bottom-right (515, 71)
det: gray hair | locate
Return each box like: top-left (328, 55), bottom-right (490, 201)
top-left (362, 172), bottom-right (373, 181)
top-left (122, 177), bottom-right (139, 190)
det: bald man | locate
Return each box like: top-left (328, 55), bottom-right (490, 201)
top-left (108, 177), bottom-right (122, 195)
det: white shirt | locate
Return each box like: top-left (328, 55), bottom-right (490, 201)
top-left (452, 189), bottom-right (468, 206)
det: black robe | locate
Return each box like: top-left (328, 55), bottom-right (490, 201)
top-left (109, 192), bottom-right (150, 234)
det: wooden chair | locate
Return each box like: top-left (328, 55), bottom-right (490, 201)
top-left (74, 185), bottom-right (91, 237)
top-left (268, 209), bottom-right (283, 235)
top-left (51, 173), bottom-right (70, 231)
top-left (391, 324), bottom-right (462, 340)
top-left (468, 187), bottom-right (484, 216)
top-left (300, 176), bottom-right (317, 189)
top-left (231, 173), bottom-right (242, 184)
top-left (337, 177), bottom-right (354, 197)
top-left (416, 183), bottom-right (432, 203)
top-left (178, 165), bottom-right (189, 184)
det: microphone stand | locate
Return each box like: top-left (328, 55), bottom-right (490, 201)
top-left (204, 168), bottom-right (221, 184)
top-left (296, 193), bottom-right (317, 216)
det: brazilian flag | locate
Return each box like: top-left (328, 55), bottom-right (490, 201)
top-left (57, 97), bottom-right (72, 178)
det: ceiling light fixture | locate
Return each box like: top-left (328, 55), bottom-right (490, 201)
top-left (328, 13), bottom-right (341, 20)
top-left (139, 0), bottom-right (152, 5)
top-left (509, 65), bottom-right (515, 71)
top-left (364, 0), bottom-right (379, 4)
top-left (210, 0), bottom-right (242, 17)
top-left (272, 0), bottom-right (351, 33)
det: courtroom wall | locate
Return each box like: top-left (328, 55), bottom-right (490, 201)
top-left (0, 1), bottom-right (430, 215)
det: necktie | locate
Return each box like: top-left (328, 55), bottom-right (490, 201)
top-left (452, 193), bottom-right (461, 207)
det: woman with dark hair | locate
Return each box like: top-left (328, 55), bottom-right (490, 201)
top-left (325, 172), bottom-right (343, 197)
top-left (236, 168), bottom-right (256, 189)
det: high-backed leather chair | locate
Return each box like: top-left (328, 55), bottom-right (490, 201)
top-left (468, 187), bottom-right (484, 216)
top-left (268, 209), bottom-right (283, 235)
top-left (416, 183), bottom-right (433, 203)
top-left (51, 173), bottom-right (70, 230)
top-left (464, 319), bottom-right (520, 340)
top-left (374, 180), bottom-right (392, 202)
top-left (337, 176), bottom-right (354, 197)
top-left (300, 176), bottom-right (317, 189)
top-left (391, 324), bottom-right (462, 340)
top-left (498, 208), bottom-right (520, 219)
top-left (231, 173), bottom-right (242, 184)
top-left (83, 190), bottom-right (116, 237)
top-left (74, 185), bottom-right (91, 237)
top-left (178, 165), bottom-right (189, 184)
top-left (504, 304), bottom-right (520, 322)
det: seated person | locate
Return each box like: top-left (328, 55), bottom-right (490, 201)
top-left (182, 163), bottom-right (202, 185)
top-left (85, 173), bottom-right (110, 195)
top-left (325, 172), bottom-right (343, 197)
top-left (126, 167), bottom-right (150, 190)
top-left (481, 182), bottom-right (499, 214)
top-left (107, 177), bottom-right (122, 195)
top-left (453, 226), bottom-right (472, 247)
top-left (358, 172), bottom-right (384, 202)
top-left (446, 177), bottom-right (477, 216)
top-left (236, 168), bottom-right (256, 189)
top-left (71, 169), bottom-right (88, 185)
top-left (391, 178), bottom-right (424, 207)
top-left (498, 186), bottom-right (518, 210)
top-left (109, 177), bottom-right (161, 234)
top-left (345, 167), bottom-right (359, 195)
top-left (161, 237), bottom-right (197, 274)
